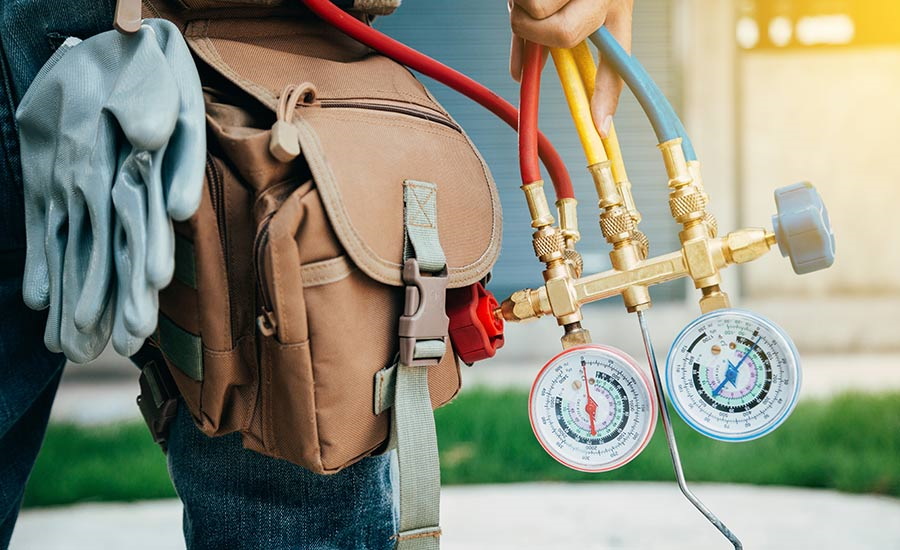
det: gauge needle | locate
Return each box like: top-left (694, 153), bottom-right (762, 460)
top-left (712, 336), bottom-right (761, 397)
top-left (582, 364), bottom-right (598, 436)
top-left (711, 363), bottom-right (737, 397)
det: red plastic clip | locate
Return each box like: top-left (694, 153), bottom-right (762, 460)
top-left (447, 282), bottom-right (504, 364)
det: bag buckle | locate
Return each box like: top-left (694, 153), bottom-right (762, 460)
top-left (398, 258), bottom-right (449, 367)
top-left (136, 359), bottom-right (179, 452)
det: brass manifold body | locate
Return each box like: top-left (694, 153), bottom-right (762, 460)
top-left (499, 138), bottom-right (778, 344)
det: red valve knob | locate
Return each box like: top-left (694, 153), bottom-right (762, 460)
top-left (447, 282), bottom-right (505, 364)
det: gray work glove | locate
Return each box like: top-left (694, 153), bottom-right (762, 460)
top-left (17, 20), bottom-right (205, 362)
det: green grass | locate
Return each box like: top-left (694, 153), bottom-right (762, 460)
top-left (23, 390), bottom-right (900, 508)
top-left (436, 389), bottom-right (900, 495)
top-left (23, 422), bottom-right (176, 508)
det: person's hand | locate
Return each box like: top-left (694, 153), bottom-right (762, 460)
top-left (509, 0), bottom-right (634, 137)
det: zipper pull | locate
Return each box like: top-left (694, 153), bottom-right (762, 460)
top-left (269, 83), bottom-right (317, 163)
top-left (269, 121), bottom-right (300, 162)
top-left (114, 0), bottom-right (142, 34)
top-left (257, 309), bottom-right (278, 337)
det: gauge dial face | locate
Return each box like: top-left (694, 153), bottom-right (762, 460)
top-left (529, 344), bottom-right (657, 472)
top-left (665, 309), bottom-right (801, 442)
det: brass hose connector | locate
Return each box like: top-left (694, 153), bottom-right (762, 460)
top-left (588, 161), bottom-right (651, 311)
top-left (517, 180), bottom-right (587, 338)
top-left (688, 160), bottom-right (718, 237)
top-left (659, 140), bottom-right (728, 310)
top-left (556, 198), bottom-right (584, 278)
top-left (521, 180), bottom-right (555, 229)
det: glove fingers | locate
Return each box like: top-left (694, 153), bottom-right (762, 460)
top-left (60, 193), bottom-right (111, 363)
top-left (153, 20), bottom-right (206, 222)
top-left (17, 38), bottom-right (83, 308)
top-left (22, 198), bottom-right (50, 310)
top-left (111, 282), bottom-right (144, 357)
top-left (60, 295), bottom-right (113, 363)
top-left (161, 114), bottom-right (205, 222)
top-left (138, 150), bottom-right (175, 289)
top-left (73, 183), bottom-right (114, 332)
top-left (42, 200), bottom-right (67, 354)
top-left (112, 156), bottom-right (158, 339)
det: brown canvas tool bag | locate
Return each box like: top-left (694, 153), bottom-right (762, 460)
top-left (150, 12), bottom-right (502, 488)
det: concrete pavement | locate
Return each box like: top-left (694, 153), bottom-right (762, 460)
top-left (13, 482), bottom-right (900, 549)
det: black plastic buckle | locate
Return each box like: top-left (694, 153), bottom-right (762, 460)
top-left (136, 358), bottom-right (179, 452)
top-left (398, 258), bottom-right (449, 367)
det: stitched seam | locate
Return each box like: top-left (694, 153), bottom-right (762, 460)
top-left (302, 264), bottom-right (355, 287)
top-left (405, 183), bottom-right (437, 229)
top-left (376, 372), bottom-right (385, 414)
top-left (395, 530), bottom-right (442, 541)
top-left (304, 111), bottom-right (469, 143)
top-left (186, 26), bottom-right (438, 105)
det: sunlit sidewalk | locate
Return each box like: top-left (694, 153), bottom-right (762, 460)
top-left (13, 482), bottom-right (900, 549)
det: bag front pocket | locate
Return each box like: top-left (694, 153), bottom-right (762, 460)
top-left (255, 180), bottom-right (460, 473)
top-left (157, 148), bottom-right (259, 436)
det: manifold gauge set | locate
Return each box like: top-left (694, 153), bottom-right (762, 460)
top-left (496, 28), bottom-right (835, 550)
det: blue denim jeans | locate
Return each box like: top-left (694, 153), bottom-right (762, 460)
top-left (0, 257), bottom-right (65, 550)
top-left (168, 404), bottom-right (396, 550)
top-left (0, 2), bottom-right (395, 548)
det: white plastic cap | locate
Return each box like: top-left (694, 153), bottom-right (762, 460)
top-left (771, 182), bottom-right (836, 274)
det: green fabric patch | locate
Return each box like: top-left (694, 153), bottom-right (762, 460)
top-left (173, 234), bottom-right (197, 289)
top-left (158, 315), bottom-right (202, 381)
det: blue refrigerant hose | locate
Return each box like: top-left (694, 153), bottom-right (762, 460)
top-left (589, 27), bottom-right (697, 162)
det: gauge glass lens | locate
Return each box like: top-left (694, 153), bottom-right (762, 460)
top-left (529, 344), bottom-right (656, 472)
top-left (665, 309), bottom-right (801, 441)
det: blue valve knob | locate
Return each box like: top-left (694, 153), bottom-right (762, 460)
top-left (771, 182), bottom-right (835, 274)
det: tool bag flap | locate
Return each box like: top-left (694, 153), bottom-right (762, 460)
top-left (185, 17), bottom-right (502, 288)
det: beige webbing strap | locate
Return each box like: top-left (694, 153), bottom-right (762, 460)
top-left (391, 180), bottom-right (448, 550)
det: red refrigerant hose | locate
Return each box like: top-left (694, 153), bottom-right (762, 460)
top-left (518, 41), bottom-right (543, 185)
top-left (300, 0), bottom-right (574, 199)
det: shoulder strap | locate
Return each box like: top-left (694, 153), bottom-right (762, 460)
top-left (391, 180), bottom-right (448, 550)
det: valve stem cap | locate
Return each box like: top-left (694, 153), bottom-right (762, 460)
top-left (772, 182), bottom-right (836, 274)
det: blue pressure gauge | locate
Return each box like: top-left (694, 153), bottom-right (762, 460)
top-left (665, 309), bottom-right (801, 442)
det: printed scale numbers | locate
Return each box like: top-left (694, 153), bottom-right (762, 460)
top-left (665, 308), bottom-right (801, 441)
top-left (529, 344), bottom-right (657, 472)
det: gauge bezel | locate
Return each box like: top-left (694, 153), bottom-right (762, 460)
top-left (528, 344), bottom-right (657, 472)
top-left (664, 308), bottom-right (802, 442)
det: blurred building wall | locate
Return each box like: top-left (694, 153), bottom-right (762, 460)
top-left (740, 47), bottom-right (900, 299)
top-left (681, 0), bottom-right (900, 351)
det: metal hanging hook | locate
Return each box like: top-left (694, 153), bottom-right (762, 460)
top-left (636, 310), bottom-right (743, 550)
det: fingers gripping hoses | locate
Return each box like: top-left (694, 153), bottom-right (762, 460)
top-left (17, 20), bottom-right (205, 362)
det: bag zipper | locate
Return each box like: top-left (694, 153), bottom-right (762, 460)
top-left (206, 153), bottom-right (228, 257)
top-left (206, 154), bottom-right (237, 338)
top-left (311, 99), bottom-right (463, 133)
top-left (255, 213), bottom-right (277, 337)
